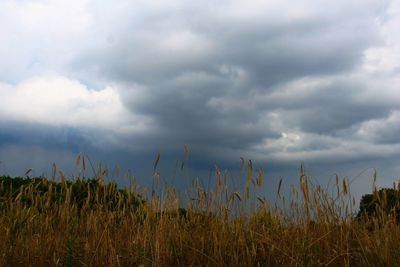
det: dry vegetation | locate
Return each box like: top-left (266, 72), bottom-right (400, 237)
top-left (1, 156), bottom-right (400, 266)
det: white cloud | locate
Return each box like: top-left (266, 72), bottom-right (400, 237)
top-left (254, 131), bottom-right (400, 163)
top-left (362, 0), bottom-right (400, 74)
top-left (0, 0), bottom-right (91, 82)
top-left (0, 75), bottom-right (150, 132)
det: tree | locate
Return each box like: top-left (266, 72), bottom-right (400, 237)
top-left (358, 188), bottom-right (400, 223)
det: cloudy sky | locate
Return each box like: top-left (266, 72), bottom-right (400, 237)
top-left (0, 0), bottom-right (399, 196)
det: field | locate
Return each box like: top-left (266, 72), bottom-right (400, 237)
top-left (1, 159), bottom-right (400, 266)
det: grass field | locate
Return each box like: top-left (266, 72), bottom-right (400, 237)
top-left (0, 158), bottom-right (399, 266)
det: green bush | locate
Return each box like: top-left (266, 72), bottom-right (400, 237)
top-left (358, 188), bottom-right (400, 223)
top-left (0, 176), bottom-right (144, 212)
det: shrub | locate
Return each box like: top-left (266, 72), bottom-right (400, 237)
top-left (358, 188), bottom-right (400, 223)
top-left (0, 176), bottom-right (144, 212)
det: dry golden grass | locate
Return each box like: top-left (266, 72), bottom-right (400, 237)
top-left (0, 159), bottom-right (400, 266)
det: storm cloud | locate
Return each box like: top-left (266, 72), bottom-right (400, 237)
top-left (0, 0), bottom-right (399, 196)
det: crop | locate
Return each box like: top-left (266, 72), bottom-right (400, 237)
top-left (0, 157), bottom-right (399, 266)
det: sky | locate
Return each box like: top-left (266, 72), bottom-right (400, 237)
top-left (0, 0), bottom-right (399, 198)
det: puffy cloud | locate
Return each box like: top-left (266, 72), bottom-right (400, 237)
top-left (0, 75), bottom-right (151, 133)
top-left (0, 0), bottom-right (92, 83)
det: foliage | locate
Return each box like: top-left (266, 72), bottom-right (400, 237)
top-left (0, 166), bottom-right (400, 266)
top-left (0, 175), bottom-right (144, 213)
top-left (358, 187), bottom-right (400, 223)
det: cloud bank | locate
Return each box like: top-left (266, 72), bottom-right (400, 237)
top-left (0, 0), bottom-right (399, 194)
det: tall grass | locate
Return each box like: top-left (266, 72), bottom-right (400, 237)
top-left (0, 158), bottom-right (399, 266)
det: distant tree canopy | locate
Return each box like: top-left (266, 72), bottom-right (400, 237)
top-left (358, 188), bottom-right (400, 223)
top-left (0, 176), bottom-right (144, 212)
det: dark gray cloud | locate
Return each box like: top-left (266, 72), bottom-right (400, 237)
top-left (356, 110), bottom-right (400, 144)
top-left (3, 127), bottom-right (88, 154)
top-left (70, 0), bottom-right (386, 155)
top-left (0, 0), bottom-right (399, 198)
top-left (79, 5), bottom-right (379, 87)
